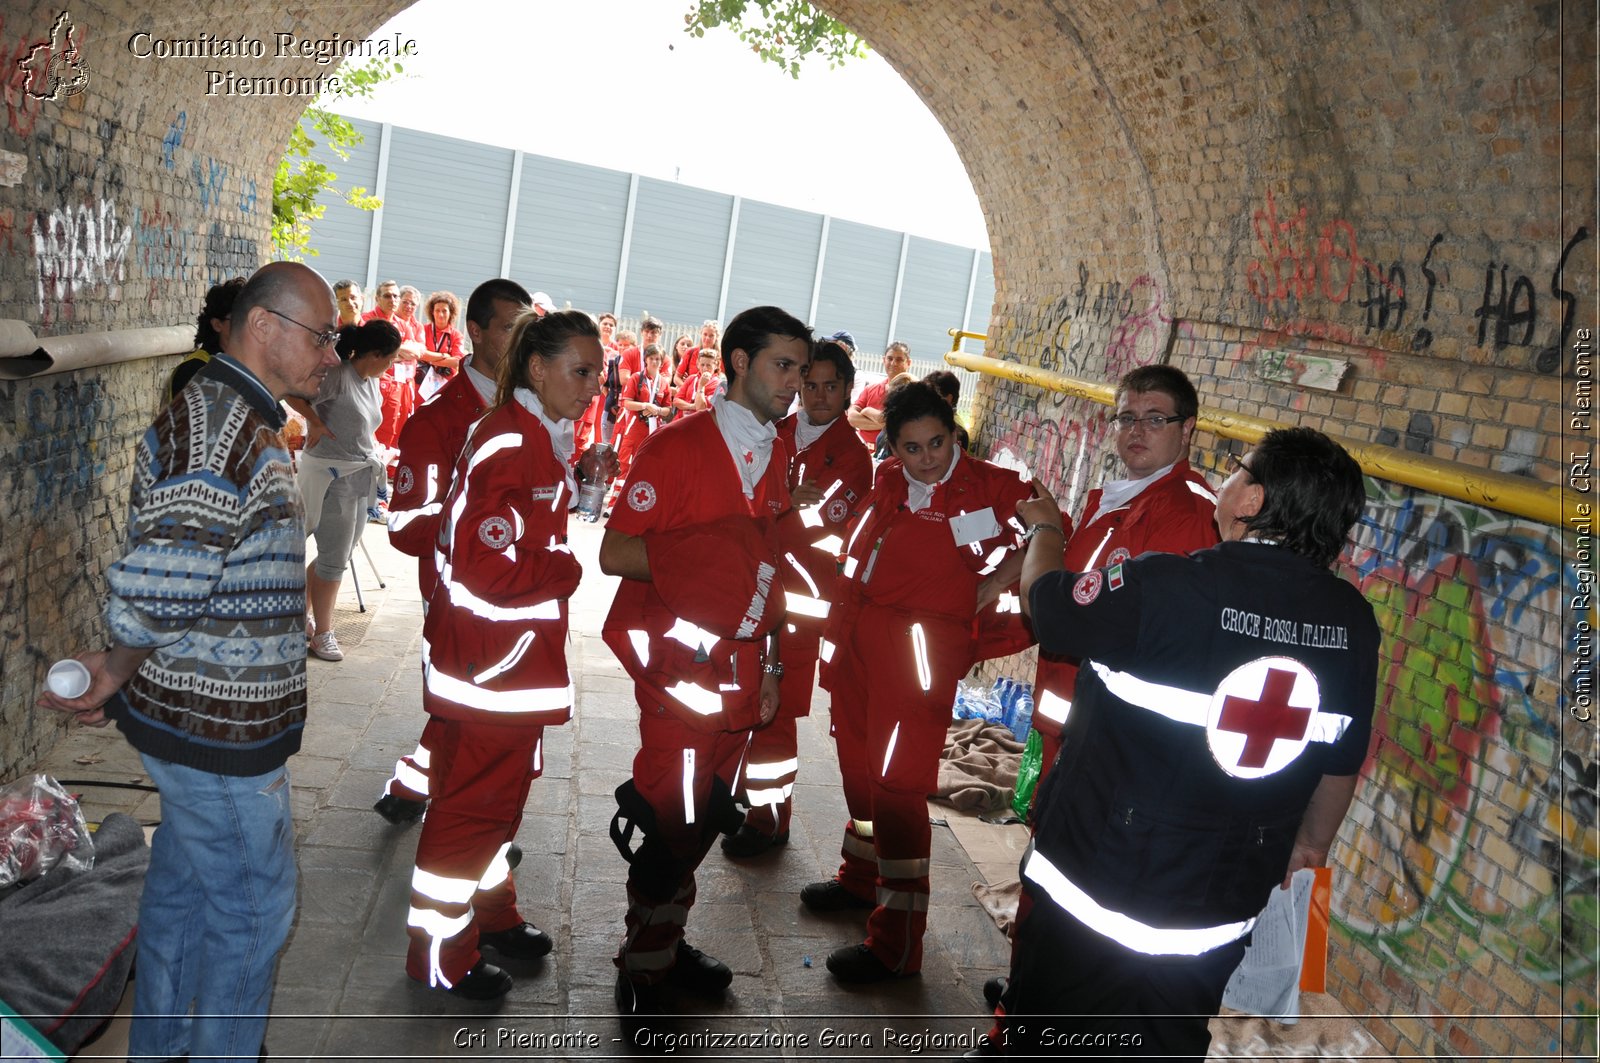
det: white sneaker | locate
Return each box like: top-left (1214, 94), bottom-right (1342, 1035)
top-left (310, 631), bottom-right (344, 661)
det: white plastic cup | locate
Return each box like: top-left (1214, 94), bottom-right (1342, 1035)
top-left (47, 659), bottom-right (91, 699)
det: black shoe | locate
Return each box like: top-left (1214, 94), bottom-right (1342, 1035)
top-left (673, 941), bottom-right (732, 993)
top-left (826, 943), bottom-right (916, 983)
top-left (374, 794), bottom-right (426, 824)
top-left (443, 959), bottom-right (512, 1000)
top-left (720, 824), bottom-right (789, 859)
top-left (983, 975), bottom-right (1008, 1008)
top-left (801, 879), bottom-right (874, 912)
top-left (506, 843), bottom-right (522, 869)
top-left (478, 921), bottom-right (552, 961)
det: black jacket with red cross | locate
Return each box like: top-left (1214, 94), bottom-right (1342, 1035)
top-left (421, 397), bottom-right (580, 727)
top-left (1024, 540), bottom-right (1378, 951)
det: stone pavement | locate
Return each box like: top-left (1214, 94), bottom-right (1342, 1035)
top-left (38, 521), bottom-right (1022, 1062)
top-left (36, 520), bottom-right (1377, 1062)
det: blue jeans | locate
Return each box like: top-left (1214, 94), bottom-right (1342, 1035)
top-left (131, 755), bottom-right (297, 1063)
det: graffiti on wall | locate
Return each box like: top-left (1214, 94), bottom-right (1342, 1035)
top-left (17, 377), bottom-right (112, 517)
top-left (1335, 481), bottom-right (1595, 989)
top-left (31, 199), bottom-right (133, 324)
top-left (1241, 191), bottom-right (1591, 375)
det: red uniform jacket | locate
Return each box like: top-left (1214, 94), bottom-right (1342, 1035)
top-left (773, 413), bottom-right (873, 632)
top-left (603, 407), bottom-right (791, 734)
top-left (420, 400), bottom-right (580, 726)
top-left (822, 452), bottom-right (1034, 684)
top-left (1031, 460), bottom-right (1219, 739)
top-left (388, 370), bottom-right (489, 601)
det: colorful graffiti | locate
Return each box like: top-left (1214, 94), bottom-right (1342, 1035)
top-left (1335, 480), bottom-right (1595, 994)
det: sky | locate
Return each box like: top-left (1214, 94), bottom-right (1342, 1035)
top-left (331, 0), bottom-right (991, 250)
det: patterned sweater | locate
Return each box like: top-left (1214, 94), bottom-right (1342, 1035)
top-left (105, 355), bottom-right (307, 776)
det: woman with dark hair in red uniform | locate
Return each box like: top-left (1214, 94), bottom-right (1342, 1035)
top-left (807, 380), bottom-right (1035, 984)
top-left (403, 308), bottom-right (609, 1001)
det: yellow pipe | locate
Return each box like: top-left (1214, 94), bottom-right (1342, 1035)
top-left (943, 344), bottom-right (1580, 530)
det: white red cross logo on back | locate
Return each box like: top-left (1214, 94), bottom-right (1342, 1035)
top-left (1218, 667), bottom-right (1311, 767)
top-left (1204, 656), bottom-right (1321, 779)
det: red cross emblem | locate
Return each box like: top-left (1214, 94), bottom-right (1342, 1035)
top-left (477, 515), bottom-right (513, 550)
top-left (1205, 657), bottom-right (1320, 779)
top-left (742, 449), bottom-right (754, 465)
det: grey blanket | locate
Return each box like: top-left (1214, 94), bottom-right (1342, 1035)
top-left (0, 811), bottom-right (148, 1053)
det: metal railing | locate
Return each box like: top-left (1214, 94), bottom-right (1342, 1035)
top-left (945, 329), bottom-right (1575, 529)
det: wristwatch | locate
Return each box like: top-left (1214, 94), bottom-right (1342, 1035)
top-left (762, 661), bottom-right (785, 679)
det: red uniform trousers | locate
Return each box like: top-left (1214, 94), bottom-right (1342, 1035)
top-left (740, 628), bottom-right (820, 836)
top-left (405, 719), bottom-right (544, 988)
top-left (828, 604), bottom-right (970, 975)
top-left (376, 373), bottom-right (415, 451)
top-left (617, 702), bottom-right (749, 984)
top-left (383, 715), bottom-right (446, 803)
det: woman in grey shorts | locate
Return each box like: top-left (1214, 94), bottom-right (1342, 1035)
top-left (292, 319), bottom-right (403, 661)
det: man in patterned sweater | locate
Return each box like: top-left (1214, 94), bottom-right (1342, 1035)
top-left (40, 261), bottom-right (340, 1063)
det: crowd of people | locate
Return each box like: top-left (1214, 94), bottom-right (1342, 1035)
top-left (40, 263), bottom-right (1377, 1062)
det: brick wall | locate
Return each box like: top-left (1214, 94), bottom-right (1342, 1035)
top-left (828, 0), bottom-right (1596, 1056)
top-left (0, 0), bottom-right (1592, 1053)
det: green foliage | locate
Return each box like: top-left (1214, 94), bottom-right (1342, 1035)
top-left (684, 0), bottom-right (866, 78)
top-left (272, 57), bottom-right (402, 260)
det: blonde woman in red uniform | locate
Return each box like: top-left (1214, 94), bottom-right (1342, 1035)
top-left (404, 309), bottom-right (609, 1000)
top-left (808, 380), bottom-right (1035, 983)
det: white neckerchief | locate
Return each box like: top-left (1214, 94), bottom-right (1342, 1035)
top-left (1085, 460), bottom-right (1176, 525)
top-left (464, 355), bottom-right (496, 405)
top-left (794, 408), bottom-right (833, 452)
top-left (712, 393), bottom-right (776, 498)
top-left (514, 387), bottom-right (578, 496)
top-left (903, 448), bottom-right (961, 513)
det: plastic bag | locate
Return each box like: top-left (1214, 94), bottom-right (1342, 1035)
top-left (0, 774), bottom-right (94, 887)
top-left (1011, 728), bottom-right (1043, 819)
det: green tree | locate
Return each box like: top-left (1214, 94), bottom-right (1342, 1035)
top-left (684, 0), bottom-right (866, 78)
top-left (272, 57), bottom-right (404, 260)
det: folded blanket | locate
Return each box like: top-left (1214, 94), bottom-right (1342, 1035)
top-left (0, 812), bottom-right (148, 1053)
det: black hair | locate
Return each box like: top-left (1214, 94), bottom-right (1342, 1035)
top-left (1242, 427), bottom-right (1366, 568)
top-left (335, 319), bottom-right (402, 362)
top-left (640, 313), bottom-right (664, 333)
top-left (923, 369), bottom-right (960, 405)
top-left (721, 305), bottom-right (813, 385)
top-left (884, 380), bottom-right (956, 445)
top-left (194, 276), bottom-right (247, 352)
top-left (808, 339), bottom-right (855, 390)
top-left (466, 278), bottom-right (532, 330)
top-left (495, 309), bottom-right (602, 407)
top-left (1115, 364), bottom-right (1199, 421)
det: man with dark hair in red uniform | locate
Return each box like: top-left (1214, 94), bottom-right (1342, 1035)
top-left (599, 305), bottom-right (811, 1021)
top-left (722, 336), bottom-right (873, 858)
top-left (374, 279), bottom-right (531, 825)
top-left (1029, 364), bottom-right (1219, 798)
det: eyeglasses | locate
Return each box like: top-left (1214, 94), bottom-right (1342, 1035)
top-left (1110, 412), bottom-right (1184, 431)
top-left (1226, 452), bottom-right (1255, 481)
top-left (264, 308), bottom-right (339, 349)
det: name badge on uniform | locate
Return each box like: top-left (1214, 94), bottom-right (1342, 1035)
top-left (531, 485), bottom-right (560, 502)
top-left (949, 506), bottom-right (1000, 547)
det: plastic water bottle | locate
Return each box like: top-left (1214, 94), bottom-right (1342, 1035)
top-left (1011, 684), bottom-right (1035, 743)
top-left (576, 443), bottom-right (612, 522)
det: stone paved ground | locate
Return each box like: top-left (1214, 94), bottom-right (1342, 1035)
top-left (37, 521), bottom-right (1374, 1061)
